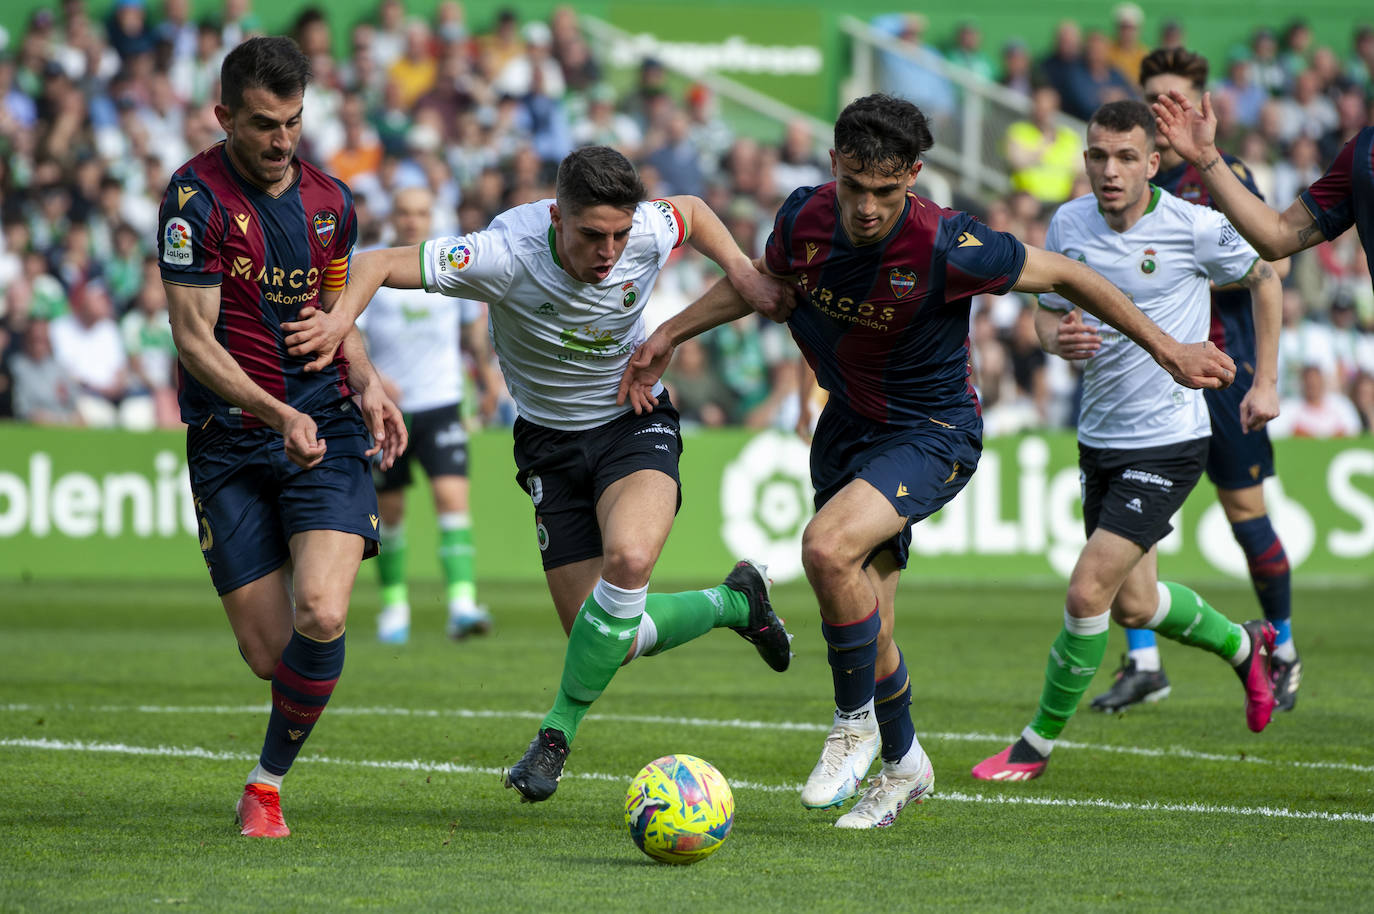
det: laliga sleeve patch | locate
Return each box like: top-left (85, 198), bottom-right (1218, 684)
top-left (162, 218), bottom-right (193, 265)
top-left (438, 243), bottom-right (473, 274)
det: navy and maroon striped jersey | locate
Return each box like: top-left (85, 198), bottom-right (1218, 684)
top-left (157, 143), bottom-right (358, 428)
top-left (1301, 126), bottom-right (1374, 283)
top-left (1156, 152), bottom-right (1263, 367)
top-left (764, 184), bottom-right (1026, 428)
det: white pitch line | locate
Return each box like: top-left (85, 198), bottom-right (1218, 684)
top-left (4, 702), bottom-right (1374, 775)
top-left (2, 736), bottom-right (1371, 824)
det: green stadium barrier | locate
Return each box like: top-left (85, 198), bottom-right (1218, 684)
top-left (3, 423), bottom-right (1372, 586)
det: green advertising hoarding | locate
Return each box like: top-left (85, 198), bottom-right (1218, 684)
top-left (2, 424), bottom-right (1372, 586)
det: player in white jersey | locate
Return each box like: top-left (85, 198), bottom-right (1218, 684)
top-left (357, 187), bottom-right (499, 644)
top-left (319, 146), bottom-right (797, 802)
top-left (973, 101), bottom-right (1283, 782)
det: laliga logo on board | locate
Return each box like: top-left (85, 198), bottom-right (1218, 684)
top-left (719, 431), bottom-right (814, 582)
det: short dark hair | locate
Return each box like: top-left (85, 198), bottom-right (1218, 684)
top-left (833, 93), bottom-right (932, 176)
top-left (555, 146), bottom-right (644, 213)
top-left (1139, 47), bottom-right (1208, 91)
top-left (1088, 100), bottom-right (1155, 145)
top-left (220, 36), bottom-right (312, 111)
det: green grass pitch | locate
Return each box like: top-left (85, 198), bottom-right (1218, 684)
top-left (2, 576), bottom-right (1371, 912)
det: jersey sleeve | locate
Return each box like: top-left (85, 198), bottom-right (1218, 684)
top-left (420, 227), bottom-right (513, 302)
top-left (646, 199), bottom-right (686, 261)
top-left (762, 186), bottom-right (811, 277)
top-left (1036, 212), bottom-right (1073, 313)
top-left (157, 176), bottom-right (222, 287)
top-left (941, 212), bottom-right (1028, 303)
top-left (1299, 130), bottom-right (1360, 242)
top-left (1195, 207), bottom-right (1262, 285)
top-left (323, 179), bottom-right (359, 294)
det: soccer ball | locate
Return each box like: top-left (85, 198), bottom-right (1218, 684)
top-left (624, 754), bottom-right (734, 864)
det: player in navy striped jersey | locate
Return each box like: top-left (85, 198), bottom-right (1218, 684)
top-left (160, 37), bottom-right (406, 837)
top-left (1089, 48), bottom-right (1298, 715)
top-left (621, 94), bottom-right (1234, 828)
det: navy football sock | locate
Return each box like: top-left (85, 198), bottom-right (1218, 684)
top-left (1232, 516), bottom-right (1292, 639)
top-left (259, 630), bottom-right (345, 776)
top-left (822, 604), bottom-right (880, 723)
top-left (875, 650), bottom-right (916, 763)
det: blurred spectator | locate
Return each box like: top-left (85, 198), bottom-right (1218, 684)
top-left (1105, 3), bottom-right (1147, 85)
top-left (1351, 371), bottom-right (1374, 433)
top-left (999, 39), bottom-right (1033, 98)
top-left (1157, 19), bottom-right (1185, 52)
top-left (1003, 85), bottom-right (1083, 204)
top-left (1216, 53), bottom-right (1268, 129)
top-left (645, 110), bottom-right (705, 198)
top-left (494, 21), bottom-right (565, 100)
top-left (119, 259), bottom-right (178, 427)
top-left (220, 0), bottom-right (262, 50)
top-left (1271, 134), bottom-right (1324, 207)
top-left (106, 0), bottom-right (154, 63)
top-left (1347, 25), bottom-right (1374, 91)
top-left (9, 318), bottom-right (81, 424)
top-left (1279, 19), bottom-right (1313, 82)
top-left (771, 120), bottom-right (827, 200)
top-left (571, 83), bottom-right (642, 157)
top-left (477, 7), bottom-right (525, 78)
top-left (685, 83), bottom-right (732, 178)
top-left (155, 0), bottom-right (197, 65)
top-left (1058, 30), bottom-right (1135, 121)
top-left (945, 22), bottom-right (995, 82)
top-left (664, 337), bottom-right (734, 428)
top-left (1038, 20), bottom-right (1084, 109)
top-left (1247, 28), bottom-right (1289, 96)
top-left (871, 13), bottom-right (956, 131)
top-left (1270, 363), bottom-right (1361, 438)
top-left (388, 19), bottom-right (437, 110)
top-left (1276, 288), bottom-right (1336, 399)
top-left (49, 280), bottom-right (150, 427)
top-left (1275, 70), bottom-right (1338, 145)
top-left (328, 93), bottom-right (384, 186)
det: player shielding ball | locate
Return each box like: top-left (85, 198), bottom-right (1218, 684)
top-left (159, 37), bottom-right (406, 837)
top-left (972, 100), bottom-right (1282, 783)
top-left (302, 146), bottom-right (797, 803)
top-left (620, 94), bottom-right (1234, 827)
top-left (1091, 47), bottom-right (1297, 714)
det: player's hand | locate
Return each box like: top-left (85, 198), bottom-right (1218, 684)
top-left (282, 410), bottom-right (326, 469)
top-left (616, 332), bottom-right (674, 414)
top-left (359, 384), bottom-right (408, 471)
top-left (1053, 310), bottom-right (1101, 360)
top-left (729, 266), bottom-right (798, 323)
top-left (1153, 90), bottom-right (1218, 169)
top-left (1160, 339), bottom-right (1236, 390)
top-left (1239, 377), bottom-right (1280, 432)
top-left (282, 305), bottom-right (351, 373)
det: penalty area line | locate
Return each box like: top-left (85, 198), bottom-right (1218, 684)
top-left (1, 736), bottom-right (1371, 824)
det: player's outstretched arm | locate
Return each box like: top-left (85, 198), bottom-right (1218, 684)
top-left (616, 275), bottom-right (755, 414)
top-left (1154, 91), bottom-right (1325, 261)
top-left (669, 195), bottom-right (797, 322)
top-left (285, 245), bottom-right (426, 372)
top-left (1237, 259), bottom-right (1282, 431)
top-left (166, 279), bottom-right (325, 467)
top-left (1014, 246), bottom-right (1235, 390)
top-left (340, 328), bottom-right (408, 469)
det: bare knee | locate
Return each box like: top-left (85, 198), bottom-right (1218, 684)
top-left (239, 641), bottom-right (281, 680)
top-left (600, 544), bottom-right (656, 589)
top-left (800, 524), bottom-right (850, 581)
top-left (1065, 579), bottom-right (1111, 619)
top-left (291, 586), bottom-right (348, 641)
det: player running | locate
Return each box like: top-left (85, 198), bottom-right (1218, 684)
top-left (304, 146), bottom-right (796, 803)
top-left (972, 100), bottom-right (1282, 783)
top-left (1091, 48), bottom-right (1297, 714)
top-left (159, 37), bottom-right (406, 837)
top-left (619, 94), bottom-right (1234, 827)
top-left (356, 186), bottom-right (497, 643)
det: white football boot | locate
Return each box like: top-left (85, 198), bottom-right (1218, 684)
top-left (800, 724), bottom-right (880, 809)
top-left (834, 753), bottom-right (935, 829)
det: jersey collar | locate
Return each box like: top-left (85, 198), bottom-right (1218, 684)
top-left (547, 224), bottom-right (562, 268)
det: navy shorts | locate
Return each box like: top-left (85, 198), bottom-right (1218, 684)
top-left (1204, 381), bottom-right (1276, 490)
top-left (810, 402), bottom-right (981, 570)
top-left (374, 402), bottom-right (468, 491)
top-left (1079, 437), bottom-right (1208, 550)
top-left (188, 400), bottom-right (380, 595)
top-left (512, 394), bottom-right (682, 571)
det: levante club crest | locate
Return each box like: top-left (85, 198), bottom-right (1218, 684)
top-left (313, 211), bottom-right (337, 247)
top-left (889, 267), bottom-right (917, 298)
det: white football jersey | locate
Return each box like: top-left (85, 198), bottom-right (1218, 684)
top-left (357, 279), bottom-right (482, 413)
top-left (420, 198), bottom-right (684, 430)
top-left (1039, 186), bottom-right (1260, 449)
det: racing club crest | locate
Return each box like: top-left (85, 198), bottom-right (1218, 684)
top-left (889, 267), bottom-right (917, 299)
top-left (1140, 247), bottom-right (1158, 275)
top-left (313, 211), bottom-right (337, 247)
top-left (621, 281), bottom-right (639, 308)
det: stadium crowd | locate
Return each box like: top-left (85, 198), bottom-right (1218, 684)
top-left (0, 0), bottom-right (1372, 438)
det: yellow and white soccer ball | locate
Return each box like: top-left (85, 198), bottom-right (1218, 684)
top-left (624, 754), bottom-right (734, 864)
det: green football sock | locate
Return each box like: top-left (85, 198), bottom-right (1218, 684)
top-left (1146, 582), bottom-right (1244, 659)
top-left (437, 513), bottom-right (475, 606)
top-left (1029, 611), bottom-right (1110, 744)
top-left (639, 585), bottom-right (749, 656)
top-left (542, 582), bottom-right (643, 743)
top-left (377, 521), bottom-right (408, 607)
